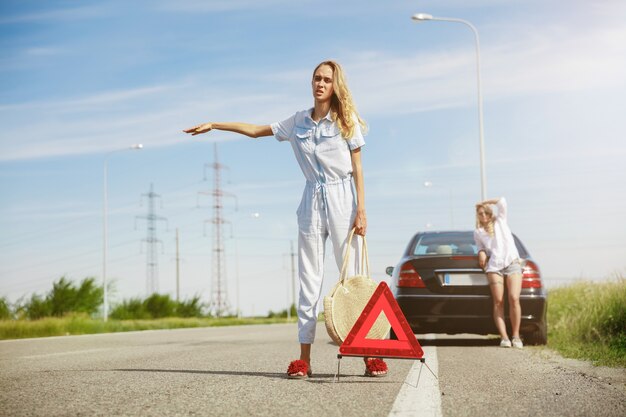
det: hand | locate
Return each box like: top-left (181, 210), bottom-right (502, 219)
top-left (183, 123), bottom-right (213, 136)
top-left (353, 210), bottom-right (367, 236)
top-left (478, 251), bottom-right (487, 269)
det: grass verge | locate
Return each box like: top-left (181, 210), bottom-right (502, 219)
top-left (3, 279), bottom-right (625, 370)
top-left (0, 315), bottom-right (295, 340)
top-left (547, 277), bottom-right (625, 367)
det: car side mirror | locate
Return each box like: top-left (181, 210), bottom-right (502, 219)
top-left (385, 266), bottom-right (394, 277)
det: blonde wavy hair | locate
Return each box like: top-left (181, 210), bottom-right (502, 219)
top-left (475, 203), bottom-right (495, 236)
top-left (313, 60), bottom-right (367, 140)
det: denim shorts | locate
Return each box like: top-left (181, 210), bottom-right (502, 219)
top-left (491, 260), bottom-right (522, 277)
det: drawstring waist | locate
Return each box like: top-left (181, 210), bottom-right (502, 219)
top-left (305, 175), bottom-right (352, 210)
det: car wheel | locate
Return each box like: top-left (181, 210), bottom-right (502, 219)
top-left (524, 324), bottom-right (547, 345)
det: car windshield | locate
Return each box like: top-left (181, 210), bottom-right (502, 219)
top-left (412, 232), bottom-right (477, 256)
top-left (411, 231), bottom-right (528, 257)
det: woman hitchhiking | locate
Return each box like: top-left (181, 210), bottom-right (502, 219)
top-left (474, 197), bottom-right (524, 349)
top-left (184, 60), bottom-right (388, 378)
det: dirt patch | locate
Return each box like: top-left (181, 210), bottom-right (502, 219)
top-left (533, 347), bottom-right (626, 387)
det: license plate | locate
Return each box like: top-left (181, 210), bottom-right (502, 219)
top-left (442, 273), bottom-right (487, 286)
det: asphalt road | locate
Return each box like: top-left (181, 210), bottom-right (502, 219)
top-left (1, 323), bottom-right (624, 417)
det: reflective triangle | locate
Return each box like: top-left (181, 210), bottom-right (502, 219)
top-left (339, 281), bottom-right (424, 359)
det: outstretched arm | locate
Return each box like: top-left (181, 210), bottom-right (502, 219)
top-left (183, 122), bottom-right (273, 138)
top-left (350, 148), bottom-right (367, 236)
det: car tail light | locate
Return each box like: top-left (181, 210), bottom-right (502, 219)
top-left (398, 262), bottom-right (426, 288)
top-left (522, 260), bottom-right (542, 288)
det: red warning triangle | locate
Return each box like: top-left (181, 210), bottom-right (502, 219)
top-left (339, 281), bottom-right (424, 359)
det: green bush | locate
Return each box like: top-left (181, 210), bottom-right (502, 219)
top-left (110, 294), bottom-right (204, 319)
top-left (144, 294), bottom-right (176, 318)
top-left (48, 277), bottom-right (103, 317)
top-left (548, 276), bottom-right (626, 367)
top-left (175, 296), bottom-right (204, 318)
top-left (13, 277), bottom-right (103, 320)
top-left (73, 278), bottom-right (104, 314)
top-left (49, 278), bottom-right (76, 316)
top-left (267, 303), bottom-right (296, 319)
top-left (0, 297), bottom-right (12, 320)
top-left (18, 294), bottom-right (52, 320)
top-left (110, 298), bottom-right (150, 320)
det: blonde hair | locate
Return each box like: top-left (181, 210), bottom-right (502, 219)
top-left (313, 60), bottom-right (367, 139)
top-left (475, 203), bottom-right (495, 236)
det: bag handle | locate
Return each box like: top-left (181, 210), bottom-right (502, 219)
top-left (339, 228), bottom-right (370, 284)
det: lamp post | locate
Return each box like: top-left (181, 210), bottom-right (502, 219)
top-left (103, 144), bottom-right (143, 321)
top-left (412, 13), bottom-right (487, 201)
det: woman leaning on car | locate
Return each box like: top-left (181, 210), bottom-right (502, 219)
top-left (474, 197), bottom-right (524, 349)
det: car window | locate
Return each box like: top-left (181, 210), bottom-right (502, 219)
top-left (413, 232), bottom-right (478, 256)
top-left (411, 231), bottom-right (530, 258)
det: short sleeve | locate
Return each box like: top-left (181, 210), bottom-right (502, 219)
top-left (346, 117), bottom-right (365, 150)
top-left (271, 114), bottom-right (296, 142)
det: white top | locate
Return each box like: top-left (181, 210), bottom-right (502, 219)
top-left (473, 197), bottom-right (520, 273)
top-left (271, 109), bottom-right (365, 184)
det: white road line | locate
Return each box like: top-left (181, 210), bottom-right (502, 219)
top-left (389, 335), bottom-right (442, 417)
top-left (20, 348), bottom-right (113, 359)
top-left (0, 325), bottom-right (212, 343)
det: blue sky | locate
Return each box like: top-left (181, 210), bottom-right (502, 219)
top-left (1, 0), bottom-right (625, 317)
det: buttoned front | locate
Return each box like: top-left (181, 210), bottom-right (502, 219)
top-left (271, 108), bottom-right (365, 344)
top-left (272, 109), bottom-right (364, 184)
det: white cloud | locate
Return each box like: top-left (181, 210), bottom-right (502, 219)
top-left (155, 0), bottom-right (308, 13)
top-left (0, 5), bottom-right (109, 24)
top-left (0, 85), bottom-right (175, 112)
top-left (0, 78), bottom-right (297, 160)
top-left (1, 13), bottom-right (624, 162)
top-left (483, 27), bottom-right (626, 97)
top-left (23, 47), bottom-right (64, 57)
top-left (342, 22), bottom-right (626, 116)
top-left (0, 45), bottom-right (69, 71)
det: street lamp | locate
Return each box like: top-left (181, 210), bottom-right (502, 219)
top-left (103, 144), bottom-right (143, 321)
top-left (412, 13), bottom-right (487, 200)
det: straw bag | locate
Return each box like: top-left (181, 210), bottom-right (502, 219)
top-left (323, 229), bottom-right (391, 345)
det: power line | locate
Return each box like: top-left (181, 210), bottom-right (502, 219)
top-left (198, 143), bottom-right (236, 317)
top-left (136, 183), bottom-right (168, 296)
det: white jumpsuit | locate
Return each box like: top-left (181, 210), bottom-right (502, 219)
top-left (271, 109), bottom-right (365, 344)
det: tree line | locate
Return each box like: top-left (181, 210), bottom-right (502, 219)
top-left (0, 277), bottom-right (204, 320)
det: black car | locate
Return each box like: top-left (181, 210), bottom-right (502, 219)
top-left (386, 230), bottom-right (547, 344)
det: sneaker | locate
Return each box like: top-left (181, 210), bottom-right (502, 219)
top-left (512, 337), bottom-right (524, 349)
top-left (500, 338), bottom-right (512, 348)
